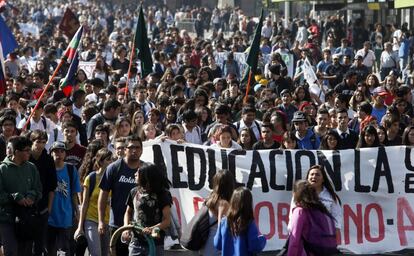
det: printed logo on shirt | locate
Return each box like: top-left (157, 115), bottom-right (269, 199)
top-left (118, 175), bottom-right (135, 184)
top-left (56, 180), bottom-right (69, 198)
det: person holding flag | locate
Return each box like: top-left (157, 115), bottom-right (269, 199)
top-left (22, 25), bottom-right (83, 131)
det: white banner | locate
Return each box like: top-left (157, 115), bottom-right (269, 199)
top-left (18, 23), bottom-right (40, 38)
top-left (141, 140), bottom-right (414, 254)
top-left (78, 61), bottom-right (96, 79)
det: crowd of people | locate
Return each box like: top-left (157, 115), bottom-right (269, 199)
top-left (0, 0), bottom-right (414, 255)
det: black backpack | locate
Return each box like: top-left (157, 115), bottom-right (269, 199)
top-left (180, 204), bottom-right (217, 251)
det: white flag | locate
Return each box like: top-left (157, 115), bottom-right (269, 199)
top-left (302, 58), bottom-right (328, 102)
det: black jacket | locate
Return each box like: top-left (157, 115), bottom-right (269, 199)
top-left (29, 149), bottom-right (57, 212)
top-left (337, 129), bottom-right (359, 150)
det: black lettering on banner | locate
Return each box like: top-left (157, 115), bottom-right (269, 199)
top-left (285, 151), bottom-right (294, 191)
top-left (405, 147), bottom-right (414, 171)
top-left (405, 174), bottom-right (414, 193)
top-left (152, 144), bottom-right (166, 171)
top-left (372, 147), bottom-right (394, 193)
top-left (317, 150), bottom-right (342, 191)
top-left (206, 149), bottom-right (217, 189)
top-left (354, 149), bottom-right (370, 192)
top-left (228, 149), bottom-right (246, 187)
top-left (295, 150), bottom-right (316, 181)
top-left (247, 150), bottom-right (269, 192)
top-left (221, 149), bottom-right (228, 170)
top-left (186, 147), bottom-right (207, 190)
top-left (170, 144), bottom-right (187, 188)
top-left (269, 149), bottom-right (285, 190)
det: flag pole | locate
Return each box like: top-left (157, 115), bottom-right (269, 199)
top-left (124, 42), bottom-right (135, 99)
top-left (22, 58), bottom-right (65, 131)
top-left (244, 69), bottom-right (253, 103)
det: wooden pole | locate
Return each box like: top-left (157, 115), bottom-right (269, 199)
top-left (244, 69), bottom-right (253, 103)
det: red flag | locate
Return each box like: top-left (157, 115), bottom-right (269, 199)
top-left (59, 8), bottom-right (80, 38)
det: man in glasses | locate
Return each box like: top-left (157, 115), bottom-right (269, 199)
top-left (98, 135), bottom-right (148, 255)
top-left (0, 136), bottom-right (42, 255)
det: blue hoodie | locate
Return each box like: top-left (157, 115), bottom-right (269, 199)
top-left (297, 129), bottom-right (320, 150)
top-left (214, 218), bottom-right (266, 256)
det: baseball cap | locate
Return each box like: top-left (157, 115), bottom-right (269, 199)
top-left (292, 111), bottom-right (307, 122)
top-left (373, 87), bottom-right (388, 96)
top-left (49, 141), bottom-right (66, 152)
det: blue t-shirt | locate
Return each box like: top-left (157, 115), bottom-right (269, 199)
top-left (48, 164), bottom-right (81, 228)
top-left (371, 106), bottom-right (387, 125)
top-left (99, 159), bottom-right (148, 228)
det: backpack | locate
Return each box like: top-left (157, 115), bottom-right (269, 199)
top-left (26, 116), bottom-right (58, 142)
top-left (302, 209), bottom-right (339, 256)
top-left (27, 116), bottom-right (47, 130)
top-left (180, 204), bottom-right (217, 251)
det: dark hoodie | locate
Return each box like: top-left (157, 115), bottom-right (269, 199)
top-left (0, 156), bottom-right (42, 223)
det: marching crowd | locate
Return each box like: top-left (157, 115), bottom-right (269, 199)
top-left (0, 0), bottom-right (414, 255)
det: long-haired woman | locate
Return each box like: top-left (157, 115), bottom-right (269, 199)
top-left (214, 187), bottom-right (266, 255)
top-left (377, 125), bottom-right (388, 146)
top-left (75, 148), bottom-right (112, 256)
top-left (289, 165), bottom-right (342, 232)
top-left (78, 139), bottom-right (105, 186)
top-left (122, 165), bottom-right (172, 255)
top-left (200, 170), bottom-right (235, 255)
top-left (131, 110), bottom-right (145, 136)
top-left (319, 130), bottom-right (341, 150)
top-left (402, 126), bottom-right (414, 146)
top-left (112, 117), bottom-right (132, 142)
top-left (357, 125), bottom-right (380, 148)
top-left (288, 180), bottom-right (339, 256)
top-left (237, 127), bottom-right (257, 150)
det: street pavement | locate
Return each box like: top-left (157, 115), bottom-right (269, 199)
top-left (163, 248), bottom-right (414, 255)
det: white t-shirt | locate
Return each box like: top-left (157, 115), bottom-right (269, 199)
top-left (356, 49), bottom-right (376, 68)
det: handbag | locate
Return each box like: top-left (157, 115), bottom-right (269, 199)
top-left (14, 205), bottom-right (41, 240)
top-left (180, 204), bottom-right (217, 251)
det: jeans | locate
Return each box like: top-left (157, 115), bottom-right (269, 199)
top-left (128, 239), bottom-right (164, 256)
top-left (85, 220), bottom-right (110, 256)
top-left (0, 223), bottom-right (32, 256)
top-left (33, 211), bottom-right (49, 256)
top-left (47, 226), bottom-right (72, 256)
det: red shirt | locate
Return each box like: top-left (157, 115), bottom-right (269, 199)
top-left (65, 143), bottom-right (86, 170)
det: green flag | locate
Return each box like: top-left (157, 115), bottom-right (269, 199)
top-left (242, 9), bottom-right (264, 84)
top-left (134, 5), bottom-right (153, 78)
